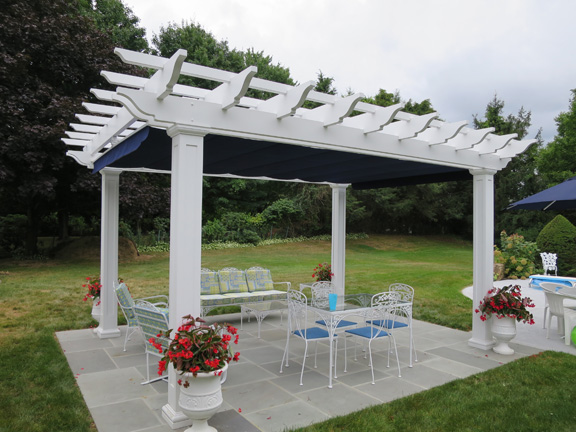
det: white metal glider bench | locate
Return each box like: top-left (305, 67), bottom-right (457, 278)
top-left (200, 267), bottom-right (289, 317)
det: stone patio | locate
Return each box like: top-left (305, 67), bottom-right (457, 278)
top-left (57, 292), bottom-right (566, 432)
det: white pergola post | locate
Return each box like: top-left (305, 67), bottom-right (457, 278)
top-left (162, 127), bottom-right (205, 429)
top-left (331, 184), bottom-right (348, 296)
top-left (97, 169), bottom-right (121, 339)
top-left (468, 169), bottom-right (497, 350)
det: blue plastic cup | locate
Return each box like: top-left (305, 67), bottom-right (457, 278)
top-left (328, 293), bottom-right (337, 311)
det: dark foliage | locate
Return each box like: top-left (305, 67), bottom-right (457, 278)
top-left (536, 215), bottom-right (576, 275)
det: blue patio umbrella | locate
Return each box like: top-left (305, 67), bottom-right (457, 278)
top-left (508, 176), bottom-right (576, 211)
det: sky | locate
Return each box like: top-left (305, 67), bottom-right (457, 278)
top-left (127, 0), bottom-right (576, 143)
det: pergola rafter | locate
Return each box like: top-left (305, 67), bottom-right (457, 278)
top-left (65, 48), bottom-right (533, 175)
top-left (62, 47), bottom-right (535, 430)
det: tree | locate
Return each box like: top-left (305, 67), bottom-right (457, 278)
top-left (0, 0), bottom-right (144, 254)
top-left (473, 95), bottom-right (547, 240)
top-left (538, 89), bottom-right (576, 185)
top-left (78, 0), bottom-right (148, 52)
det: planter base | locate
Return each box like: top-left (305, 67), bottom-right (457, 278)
top-left (493, 341), bottom-right (515, 355)
top-left (184, 421), bottom-right (217, 432)
top-left (491, 317), bottom-right (517, 356)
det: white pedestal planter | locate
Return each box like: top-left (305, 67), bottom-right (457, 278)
top-left (178, 363), bottom-right (228, 432)
top-left (91, 297), bottom-right (102, 323)
top-left (492, 316), bottom-right (516, 355)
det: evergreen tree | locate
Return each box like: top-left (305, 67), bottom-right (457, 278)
top-left (474, 95), bottom-right (547, 240)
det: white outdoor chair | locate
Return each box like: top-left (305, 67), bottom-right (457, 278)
top-left (557, 287), bottom-right (576, 345)
top-left (383, 283), bottom-right (418, 367)
top-left (280, 289), bottom-right (338, 386)
top-left (541, 282), bottom-right (566, 338)
top-left (311, 281), bottom-right (357, 330)
top-left (344, 291), bottom-right (402, 384)
top-left (114, 282), bottom-right (168, 351)
top-left (540, 252), bottom-right (558, 276)
top-left (564, 307), bottom-right (576, 346)
top-left (133, 300), bottom-right (170, 384)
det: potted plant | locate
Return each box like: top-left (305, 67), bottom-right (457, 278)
top-left (475, 284), bottom-right (535, 355)
top-left (82, 276), bottom-right (102, 323)
top-left (82, 276), bottom-right (124, 324)
top-left (312, 262), bottom-right (333, 282)
top-left (150, 315), bottom-right (240, 431)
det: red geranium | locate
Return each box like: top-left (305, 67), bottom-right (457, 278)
top-left (312, 262), bottom-right (333, 282)
top-left (150, 315), bottom-right (240, 386)
top-left (475, 284), bottom-right (535, 324)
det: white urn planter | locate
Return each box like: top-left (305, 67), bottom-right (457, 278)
top-left (91, 297), bottom-right (102, 323)
top-left (178, 362), bottom-right (228, 432)
top-left (491, 316), bottom-right (517, 355)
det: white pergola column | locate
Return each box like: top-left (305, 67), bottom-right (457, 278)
top-left (96, 169), bottom-right (121, 339)
top-left (468, 169), bottom-right (497, 350)
top-left (162, 127), bottom-right (205, 429)
top-left (331, 184), bottom-right (348, 296)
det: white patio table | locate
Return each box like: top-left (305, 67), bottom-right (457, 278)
top-left (306, 293), bottom-right (411, 388)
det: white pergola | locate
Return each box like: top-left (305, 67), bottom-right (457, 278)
top-left (63, 47), bottom-right (535, 428)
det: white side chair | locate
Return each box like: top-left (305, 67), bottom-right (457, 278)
top-left (540, 252), bottom-right (558, 276)
top-left (344, 291), bottom-right (402, 384)
top-left (311, 281), bottom-right (357, 330)
top-left (280, 289), bottom-right (338, 386)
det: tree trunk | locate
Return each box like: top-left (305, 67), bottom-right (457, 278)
top-left (25, 206), bottom-right (39, 255)
top-left (58, 210), bottom-right (69, 240)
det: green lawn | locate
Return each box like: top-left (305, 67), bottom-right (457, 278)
top-left (0, 235), bottom-right (574, 431)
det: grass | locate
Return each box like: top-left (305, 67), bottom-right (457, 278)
top-left (294, 351), bottom-right (576, 432)
top-left (0, 234), bottom-right (574, 431)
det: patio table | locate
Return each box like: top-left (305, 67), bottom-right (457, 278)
top-left (241, 300), bottom-right (287, 338)
top-left (306, 293), bottom-right (411, 388)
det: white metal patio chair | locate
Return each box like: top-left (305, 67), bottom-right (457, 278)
top-left (280, 289), bottom-right (338, 386)
top-left (540, 252), bottom-right (558, 276)
top-left (115, 282), bottom-right (168, 351)
top-left (311, 281), bottom-right (357, 330)
top-left (133, 300), bottom-right (170, 384)
top-left (344, 291), bottom-right (402, 384)
top-left (365, 283), bottom-right (417, 367)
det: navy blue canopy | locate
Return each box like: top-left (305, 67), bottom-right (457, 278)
top-left (94, 126), bottom-right (470, 189)
top-left (508, 176), bottom-right (576, 211)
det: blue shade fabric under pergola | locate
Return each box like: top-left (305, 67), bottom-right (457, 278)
top-left (93, 126), bottom-right (470, 189)
top-left (508, 176), bottom-right (576, 211)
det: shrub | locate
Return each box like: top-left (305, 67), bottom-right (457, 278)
top-left (498, 231), bottom-right (538, 279)
top-left (536, 215), bottom-right (576, 275)
top-left (0, 214), bottom-right (27, 255)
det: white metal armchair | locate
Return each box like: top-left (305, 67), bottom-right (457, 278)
top-left (365, 283), bottom-right (417, 367)
top-left (133, 300), bottom-right (170, 385)
top-left (280, 289), bottom-right (337, 386)
top-left (344, 291), bottom-right (402, 384)
top-left (114, 282), bottom-right (168, 351)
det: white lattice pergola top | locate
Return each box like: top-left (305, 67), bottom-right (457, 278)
top-left (63, 48), bottom-right (535, 183)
